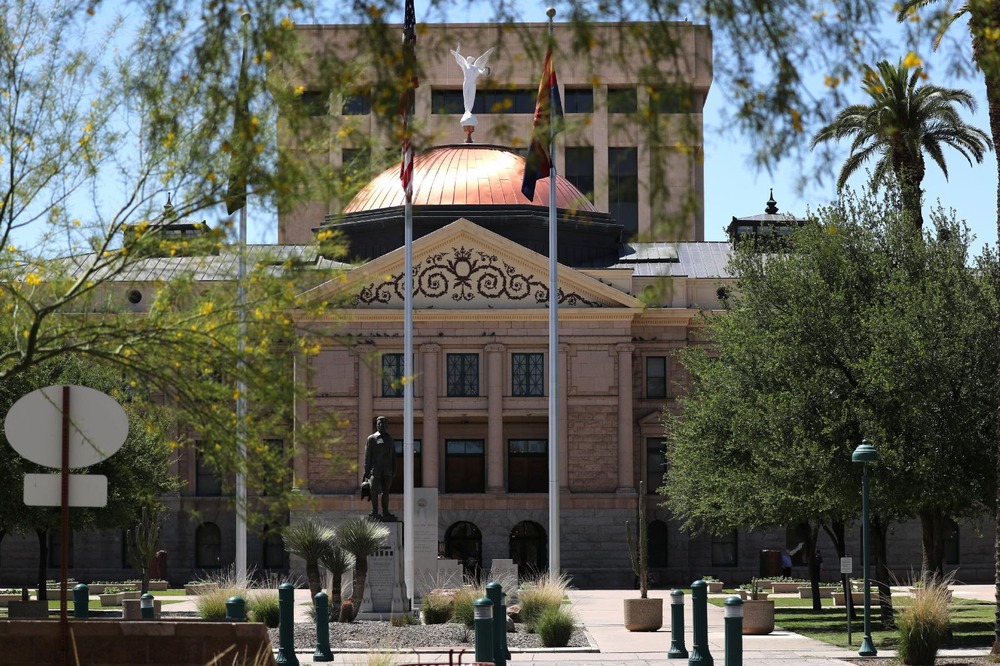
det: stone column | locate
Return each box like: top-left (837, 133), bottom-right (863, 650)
top-left (559, 343), bottom-right (569, 490)
top-left (420, 343), bottom-right (441, 488)
top-left (486, 343), bottom-right (505, 493)
top-left (292, 351), bottom-right (310, 491)
top-left (357, 344), bottom-right (374, 487)
top-left (616, 343), bottom-right (635, 492)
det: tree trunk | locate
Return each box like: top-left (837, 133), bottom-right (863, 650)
top-left (305, 561), bottom-right (322, 602)
top-left (872, 514), bottom-right (894, 630)
top-left (345, 559), bottom-right (369, 621)
top-left (36, 529), bottom-right (48, 602)
top-left (805, 524), bottom-right (821, 612)
top-left (919, 508), bottom-right (945, 581)
top-left (823, 521), bottom-right (858, 621)
top-left (327, 573), bottom-right (342, 622)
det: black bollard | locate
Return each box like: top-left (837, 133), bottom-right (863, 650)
top-left (313, 592), bottom-right (333, 662)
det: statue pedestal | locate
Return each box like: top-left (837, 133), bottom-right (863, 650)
top-left (357, 521), bottom-right (408, 619)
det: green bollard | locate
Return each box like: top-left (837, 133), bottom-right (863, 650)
top-left (486, 582), bottom-right (510, 666)
top-left (140, 592), bottom-right (155, 620)
top-left (312, 591), bottom-right (333, 662)
top-left (275, 583), bottom-right (299, 666)
top-left (724, 596), bottom-right (743, 666)
top-left (473, 597), bottom-right (494, 663)
top-left (668, 589), bottom-right (688, 658)
top-left (226, 595), bottom-right (246, 621)
top-left (688, 580), bottom-right (713, 665)
top-left (73, 584), bottom-right (88, 619)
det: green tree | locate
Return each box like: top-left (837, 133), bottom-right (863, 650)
top-left (811, 59), bottom-right (991, 229)
top-left (665, 187), bottom-right (997, 599)
top-left (336, 517), bottom-right (388, 622)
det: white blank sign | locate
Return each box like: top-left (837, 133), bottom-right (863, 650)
top-left (23, 473), bottom-right (108, 507)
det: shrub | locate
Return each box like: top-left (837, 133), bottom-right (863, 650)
top-left (339, 599), bottom-right (355, 623)
top-left (247, 592), bottom-right (280, 628)
top-left (450, 586), bottom-right (480, 628)
top-left (518, 572), bottom-right (570, 631)
top-left (421, 593), bottom-right (453, 624)
top-left (390, 612), bottom-right (418, 627)
top-left (896, 575), bottom-right (951, 665)
top-left (535, 606), bottom-right (575, 647)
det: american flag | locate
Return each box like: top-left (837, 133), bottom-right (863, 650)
top-left (399, 0), bottom-right (418, 201)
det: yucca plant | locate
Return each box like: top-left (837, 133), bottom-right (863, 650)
top-left (283, 519), bottom-right (335, 601)
top-left (319, 543), bottom-right (354, 622)
top-left (336, 517), bottom-right (389, 621)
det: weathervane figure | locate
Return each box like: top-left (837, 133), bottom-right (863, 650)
top-left (450, 44), bottom-right (495, 126)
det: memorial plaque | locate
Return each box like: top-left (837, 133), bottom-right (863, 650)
top-left (359, 522), bottom-right (407, 616)
top-left (489, 558), bottom-right (518, 585)
top-left (437, 559), bottom-right (464, 589)
top-left (412, 488), bottom-right (438, 600)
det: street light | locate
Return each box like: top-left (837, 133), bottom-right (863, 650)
top-left (852, 438), bottom-right (878, 657)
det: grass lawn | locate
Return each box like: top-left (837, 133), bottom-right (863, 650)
top-left (712, 596), bottom-right (995, 651)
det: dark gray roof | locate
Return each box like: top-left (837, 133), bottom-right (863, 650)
top-left (53, 245), bottom-right (348, 282)
top-left (612, 242), bottom-right (732, 278)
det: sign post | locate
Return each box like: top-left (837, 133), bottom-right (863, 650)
top-left (841, 556), bottom-right (853, 645)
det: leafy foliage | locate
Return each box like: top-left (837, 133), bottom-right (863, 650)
top-left (535, 606), bottom-right (576, 647)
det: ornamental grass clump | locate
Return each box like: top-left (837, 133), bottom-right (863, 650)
top-left (518, 572), bottom-right (570, 631)
top-left (535, 605), bottom-right (576, 647)
top-left (895, 574), bottom-right (952, 665)
top-left (246, 591), bottom-right (280, 628)
top-left (421, 592), bottom-right (454, 624)
top-left (450, 585), bottom-right (481, 628)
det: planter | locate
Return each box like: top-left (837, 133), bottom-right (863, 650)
top-left (122, 598), bottom-right (162, 619)
top-left (0, 594), bottom-right (21, 607)
top-left (122, 591), bottom-right (141, 601)
top-left (831, 591), bottom-right (865, 606)
top-left (147, 581), bottom-right (169, 591)
top-left (755, 580), bottom-right (773, 590)
top-left (742, 599), bottom-right (775, 635)
top-left (798, 585), bottom-right (835, 599)
top-left (100, 593), bottom-right (124, 607)
top-left (738, 590), bottom-right (769, 601)
top-left (623, 597), bottom-right (663, 632)
top-left (87, 584), bottom-right (107, 595)
top-left (705, 581), bottom-right (724, 593)
top-left (770, 582), bottom-right (800, 594)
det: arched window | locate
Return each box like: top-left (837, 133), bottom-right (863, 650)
top-left (648, 520), bottom-right (668, 568)
top-left (509, 521), bottom-right (547, 577)
top-left (711, 530), bottom-right (738, 567)
top-left (445, 521), bottom-right (482, 580)
top-left (195, 522), bottom-right (222, 569)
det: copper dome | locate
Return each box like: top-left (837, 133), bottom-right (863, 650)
top-left (343, 144), bottom-right (599, 213)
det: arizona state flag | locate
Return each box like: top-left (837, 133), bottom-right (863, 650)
top-left (520, 46), bottom-right (563, 201)
top-left (399, 0), bottom-right (418, 200)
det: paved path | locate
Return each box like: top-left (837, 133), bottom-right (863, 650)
top-left (165, 584), bottom-right (996, 664)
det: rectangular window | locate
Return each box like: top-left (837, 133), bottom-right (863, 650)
top-left (607, 87), bottom-right (637, 113)
top-left (431, 89), bottom-right (465, 114)
top-left (390, 439), bottom-right (423, 494)
top-left (648, 86), bottom-right (696, 114)
top-left (342, 90), bottom-right (371, 115)
top-left (445, 439), bottom-right (485, 493)
top-left (195, 448), bottom-right (223, 496)
top-left (382, 353), bottom-right (404, 397)
top-left (646, 356), bottom-right (667, 398)
top-left (564, 147), bottom-right (595, 202)
top-left (431, 88), bottom-right (535, 115)
top-left (712, 530), bottom-right (738, 567)
top-left (300, 90), bottom-right (328, 116)
top-left (564, 88), bottom-right (593, 113)
top-left (446, 353), bottom-right (479, 397)
top-left (507, 439), bottom-right (548, 493)
top-left (609, 147), bottom-right (639, 234)
top-left (646, 438), bottom-right (666, 494)
top-left (512, 353), bottom-right (544, 397)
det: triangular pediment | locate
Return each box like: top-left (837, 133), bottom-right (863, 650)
top-left (303, 218), bottom-right (644, 310)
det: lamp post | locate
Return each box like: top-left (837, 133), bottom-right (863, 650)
top-left (852, 439), bottom-right (878, 657)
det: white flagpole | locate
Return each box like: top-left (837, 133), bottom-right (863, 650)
top-left (235, 11), bottom-right (251, 585)
top-left (404, 189), bottom-right (414, 606)
top-left (545, 6), bottom-right (560, 582)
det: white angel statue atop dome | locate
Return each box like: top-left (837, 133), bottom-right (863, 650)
top-left (450, 44), bottom-right (495, 126)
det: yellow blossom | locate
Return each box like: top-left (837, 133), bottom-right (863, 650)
top-left (294, 85), bottom-right (305, 96)
top-left (281, 16), bottom-right (294, 29)
top-left (902, 52), bottom-right (923, 69)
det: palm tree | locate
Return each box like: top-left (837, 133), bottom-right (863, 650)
top-left (336, 517), bottom-right (389, 621)
top-left (811, 59), bottom-right (991, 229)
top-left (283, 518), bottom-right (334, 601)
top-left (319, 544), bottom-right (354, 622)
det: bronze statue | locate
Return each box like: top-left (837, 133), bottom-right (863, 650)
top-left (364, 416), bottom-right (396, 521)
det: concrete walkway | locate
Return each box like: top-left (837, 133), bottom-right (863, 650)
top-left (164, 584), bottom-right (997, 665)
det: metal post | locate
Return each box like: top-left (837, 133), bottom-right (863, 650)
top-left (73, 584), bottom-right (88, 620)
top-left (724, 596), bottom-right (743, 666)
top-left (668, 589), bottom-right (688, 658)
top-left (140, 593), bottom-right (155, 620)
top-left (226, 595), bottom-right (246, 621)
top-left (276, 583), bottom-right (299, 665)
top-left (474, 597), bottom-right (494, 663)
top-left (487, 582), bottom-right (510, 666)
top-left (689, 580), bottom-right (713, 665)
top-left (859, 462), bottom-right (876, 656)
top-left (313, 592), bottom-right (333, 662)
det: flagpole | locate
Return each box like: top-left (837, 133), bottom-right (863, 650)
top-left (235, 11), bottom-right (251, 585)
top-left (545, 6), bottom-right (560, 583)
